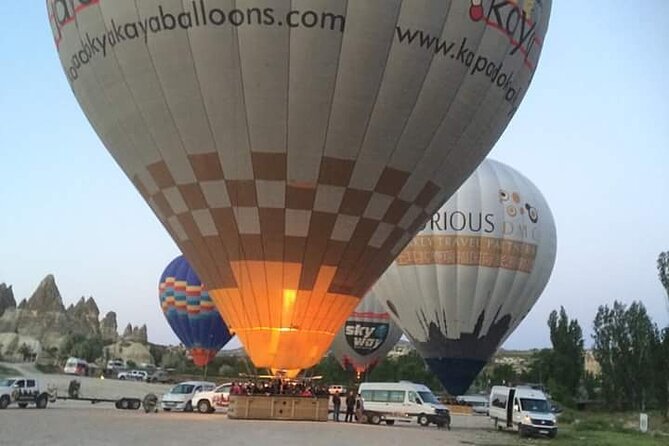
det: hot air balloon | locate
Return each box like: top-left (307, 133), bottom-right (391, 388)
top-left (331, 291), bottom-right (403, 377)
top-left (160, 255), bottom-right (233, 367)
top-left (48, 0), bottom-right (552, 376)
top-left (375, 159), bottom-right (557, 395)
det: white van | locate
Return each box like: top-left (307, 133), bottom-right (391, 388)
top-left (488, 386), bottom-right (557, 438)
top-left (63, 357), bottom-right (88, 376)
top-left (161, 381), bottom-right (216, 412)
top-left (358, 381), bottom-right (450, 428)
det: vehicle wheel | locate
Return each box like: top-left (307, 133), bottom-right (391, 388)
top-left (385, 420), bottom-right (395, 426)
top-left (163, 408), bottom-right (171, 412)
top-left (418, 414), bottom-right (430, 427)
top-left (198, 400), bottom-right (212, 414)
top-left (120, 399), bottom-right (130, 410)
top-left (119, 376), bottom-right (126, 380)
top-left (36, 395), bottom-right (48, 409)
top-left (184, 401), bottom-right (193, 412)
top-left (0, 396), bottom-right (9, 409)
top-left (370, 414), bottom-right (382, 425)
top-left (18, 403), bottom-right (28, 409)
top-left (130, 400), bottom-right (141, 410)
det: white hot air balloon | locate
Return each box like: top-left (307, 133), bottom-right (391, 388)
top-left (375, 159), bottom-right (557, 395)
top-left (48, 0), bottom-right (552, 376)
top-left (331, 291), bottom-right (403, 377)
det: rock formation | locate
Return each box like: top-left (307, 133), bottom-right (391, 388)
top-left (100, 311), bottom-right (118, 343)
top-left (104, 341), bottom-right (154, 366)
top-left (122, 323), bottom-right (148, 344)
top-left (24, 275), bottom-right (65, 313)
top-left (0, 284), bottom-right (16, 317)
top-left (0, 275), bottom-right (150, 361)
top-left (66, 297), bottom-right (101, 337)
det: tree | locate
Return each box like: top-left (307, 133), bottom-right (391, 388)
top-left (547, 307), bottom-right (584, 403)
top-left (659, 251), bottom-right (669, 311)
top-left (592, 301), bottom-right (655, 410)
top-left (61, 335), bottom-right (104, 363)
top-left (649, 327), bottom-right (669, 419)
top-left (17, 343), bottom-right (34, 362)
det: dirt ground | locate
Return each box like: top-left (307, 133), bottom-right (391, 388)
top-left (1, 365), bottom-right (523, 445)
top-left (0, 402), bottom-right (523, 446)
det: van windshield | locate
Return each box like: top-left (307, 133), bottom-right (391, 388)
top-left (170, 384), bottom-right (195, 394)
top-left (418, 391), bottom-right (439, 404)
top-left (0, 379), bottom-right (16, 387)
top-left (520, 398), bottom-right (550, 413)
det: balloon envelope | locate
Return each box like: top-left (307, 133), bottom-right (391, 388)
top-left (375, 159), bottom-right (557, 395)
top-left (331, 291), bottom-right (403, 375)
top-left (160, 256), bottom-right (233, 366)
top-left (49, 0), bottom-right (552, 373)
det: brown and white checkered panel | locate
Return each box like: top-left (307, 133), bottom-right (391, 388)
top-left (52, 0), bottom-right (551, 370)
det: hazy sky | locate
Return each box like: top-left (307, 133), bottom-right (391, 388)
top-left (1, 2), bottom-right (668, 351)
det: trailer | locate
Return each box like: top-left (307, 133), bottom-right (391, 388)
top-left (51, 380), bottom-right (144, 411)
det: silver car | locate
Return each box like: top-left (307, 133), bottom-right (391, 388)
top-left (161, 381), bottom-right (216, 412)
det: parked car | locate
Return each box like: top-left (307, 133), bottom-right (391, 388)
top-left (63, 357), bottom-right (88, 376)
top-left (0, 377), bottom-right (50, 409)
top-left (192, 382), bottom-right (232, 413)
top-left (456, 395), bottom-right (490, 415)
top-left (489, 386), bottom-right (557, 438)
top-left (161, 381), bottom-right (216, 412)
top-left (147, 370), bottom-right (171, 384)
top-left (117, 370), bottom-right (148, 381)
top-left (328, 385), bottom-right (347, 395)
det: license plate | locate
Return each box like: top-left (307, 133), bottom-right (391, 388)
top-left (539, 430), bottom-right (550, 435)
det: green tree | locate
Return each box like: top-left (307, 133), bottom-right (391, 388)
top-left (18, 343), bottom-right (34, 362)
top-left (659, 251), bottom-right (669, 310)
top-left (488, 363), bottom-right (518, 386)
top-left (547, 307), bottom-right (584, 403)
top-left (650, 327), bottom-right (669, 419)
top-left (522, 348), bottom-right (553, 385)
top-left (61, 335), bottom-right (104, 363)
top-left (592, 301), bottom-right (655, 410)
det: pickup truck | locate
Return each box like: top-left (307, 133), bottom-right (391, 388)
top-left (0, 377), bottom-right (51, 409)
top-left (192, 383), bottom-right (232, 413)
top-left (117, 370), bottom-right (148, 381)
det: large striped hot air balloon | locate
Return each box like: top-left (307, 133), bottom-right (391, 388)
top-left (49, 0), bottom-right (552, 376)
top-left (375, 159), bottom-right (557, 395)
top-left (160, 256), bottom-right (233, 366)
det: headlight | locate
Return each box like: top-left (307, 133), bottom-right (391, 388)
top-left (524, 415), bottom-right (531, 422)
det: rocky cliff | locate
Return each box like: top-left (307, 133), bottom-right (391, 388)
top-left (0, 276), bottom-right (149, 356)
top-left (0, 283), bottom-right (16, 317)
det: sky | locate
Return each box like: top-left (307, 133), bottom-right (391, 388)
top-left (1, 2), bottom-right (668, 351)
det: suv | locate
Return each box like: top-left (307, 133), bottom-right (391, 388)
top-left (161, 381), bottom-right (216, 412)
top-left (147, 370), bottom-right (171, 384)
top-left (117, 370), bottom-right (148, 381)
top-left (192, 383), bottom-right (232, 413)
top-left (0, 377), bottom-right (50, 409)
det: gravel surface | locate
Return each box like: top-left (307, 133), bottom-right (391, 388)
top-left (0, 366), bottom-right (518, 445)
top-left (0, 403), bottom-right (517, 446)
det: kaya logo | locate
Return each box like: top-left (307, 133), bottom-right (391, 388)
top-left (344, 322), bottom-right (389, 356)
top-left (468, 0), bottom-right (544, 69)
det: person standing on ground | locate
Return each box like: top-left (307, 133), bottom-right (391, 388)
top-left (355, 393), bottom-right (365, 423)
top-left (332, 391), bottom-right (341, 422)
top-left (345, 391), bottom-right (356, 422)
